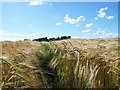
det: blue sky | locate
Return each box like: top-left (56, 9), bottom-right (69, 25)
top-left (0, 1), bottom-right (118, 41)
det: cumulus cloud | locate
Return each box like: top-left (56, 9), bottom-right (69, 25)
top-left (82, 30), bottom-right (91, 33)
top-left (96, 28), bottom-right (107, 35)
top-left (64, 14), bottom-right (85, 25)
top-left (96, 30), bottom-right (106, 35)
top-left (56, 23), bottom-right (62, 26)
top-left (96, 7), bottom-right (114, 20)
top-left (94, 17), bottom-right (98, 20)
top-left (96, 31), bottom-right (118, 38)
top-left (95, 28), bottom-right (118, 38)
top-left (106, 16), bottom-right (114, 19)
top-left (25, 0), bottom-right (46, 6)
top-left (85, 23), bottom-right (94, 28)
top-left (97, 7), bottom-right (107, 18)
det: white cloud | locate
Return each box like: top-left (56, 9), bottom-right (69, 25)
top-left (104, 7), bottom-right (108, 10)
top-left (96, 30), bottom-right (106, 35)
top-left (85, 23), bottom-right (94, 28)
top-left (28, 24), bottom-right (32, 27)
top-left (56, 23), bottom-right (62, 26)
top-left (95, 28), bottom-right (118, 38)
top-left (94, 17), bottom-right (98, 20)
top-left (106, 16), bottom-right (114, 19)
top-left (25, 0), bottom-right (46, 6)
top-left (64, 14), bottom-right (85, 25)
top-left (76, 24), bottom-right (79, 27)
top-left (97, 7), bottom-right (108, 18)
top-left (45, 3), bottom-right (53, 6)
top-left (96, 31), bottom-right (118, 38)
top-left (96, 7), bottom-right (114, 20)
top-left (49, 3), bottom-right (53, 6)
top-left (96, 28), bottom-right (107, 35)
top-left (98, 12), bottom-right (106, 18)
top-left (82, 30), bottom-right (91, 33)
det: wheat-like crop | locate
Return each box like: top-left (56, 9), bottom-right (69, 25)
top-left (48, 40), bottom-right (119, 88)
top-left (1, 39), bottom-right (119, 88)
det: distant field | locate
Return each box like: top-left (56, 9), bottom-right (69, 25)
top-left (0, 38), bottom-right (119, 89)
top-left (54, 38), bottom-right (119, 61)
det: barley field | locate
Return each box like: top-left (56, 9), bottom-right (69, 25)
top-left (0, 38), bottom-right (119, 89)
